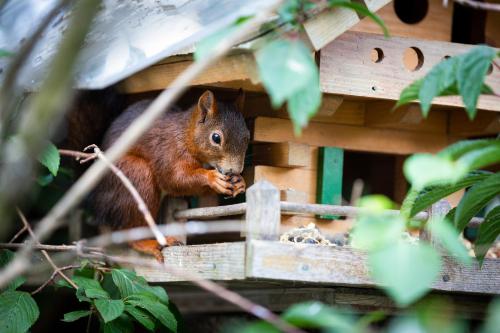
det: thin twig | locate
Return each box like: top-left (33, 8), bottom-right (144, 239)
top-left (16, 208), bottom-right (78, 290)
top-left (8, 225), bottom-right (27, 243)
top-left (84, 145), bottom-right (167, 247)
top-left (448, 0), bottom-right (500, 11)
top-left (31, 264), bottom-right (79, 295)
top-left (59, 149), bottom-right (96, 163)
top-left (85, 252), bottom-right (306, 333)
top-left (0, 0), bottom-right (283, 289)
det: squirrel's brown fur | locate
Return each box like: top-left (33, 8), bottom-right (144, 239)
top-left (91, 90), bottom-right (249, 260)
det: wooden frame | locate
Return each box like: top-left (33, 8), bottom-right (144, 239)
top-left (135, 181), bottom-right (499, 297)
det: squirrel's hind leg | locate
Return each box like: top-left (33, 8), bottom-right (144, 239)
top-left (130, 237), bottom-right (184, 262)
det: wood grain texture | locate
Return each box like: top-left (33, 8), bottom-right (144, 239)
top-left (253, 117), bottom-right (454, 155)
top-left (252, 142), bottom-right (313, 168)
top-left (135, 242), bottom-right (245, 282)
top-left (243, 165), bottom-right (318, 203)
top-left (247, 240), bottom-right (500, 294)
top-left (320, 31), bottom-right (500, 112)
top-left (351, 0), bottom-right (452, 41)
top-left (245, 181), bottom-right (281, 241)
top-left (449, 110), bottom-right (500, 137)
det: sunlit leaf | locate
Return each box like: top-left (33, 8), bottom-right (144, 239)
top-left (38, 142), bottom-right (60, 176)
top-left (395, 79), bottom-right (422, 109)
top-left (475, 206), bottom-right (500, 265)
top-left (418, 57), bottom-right (457, 116)
top-left (368, 242), bottom-right (441, 306)
top-left (241, 321), bottom-right (281, 333)
top-left (454, 172), bottom-right (500, 232)
top-left (351, 214), bottom-right (405, 251)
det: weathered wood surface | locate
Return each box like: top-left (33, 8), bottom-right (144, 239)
top-left (245, 181), bottom-right (281, 241)
top-left (135, 242), bottom-right (245, 282)
top-left (252, 142), bottom-right (314, 168)
top-left (246, 240), bottom-right (500, 295)
top-left (320, 31), bottom-right (500, 112)
top-left (253, 116), bottom-right (455, 155)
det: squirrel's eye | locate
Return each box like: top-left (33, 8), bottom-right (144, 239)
top-left (211, 133), bottom-right (221, 145)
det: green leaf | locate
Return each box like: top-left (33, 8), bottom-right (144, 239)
top-left (456, 141), bottom-right (500, 171)
top-left (72, 276), bottom-right (106, 292)
top-left (439, 139), bottom-right (499, 160)
top-left (427, 218), bottom-right (472, 265)
top-left (475, 206), bottom-right (500, 265)
top-left (329, 1), bottom-right (389, 37)
top-left (126, 294), bottom-right (177, 332)
top-left (111, 269), bottom-right (168, 304)
top-left (402, 171), bottom-right (492, 218)
top-left (368, 242), bottom-right (441, 306)
top-left (36, 173), bottom-right (54, 187)
top-left (456, 45), bottom-right (496, 119)
top-left (103, 314), bottom-right (133, 333)
top-left (282, 301), bottom-right (354, 331)
top-left (37, 142), bottom-right (60, 176)
top-left (404, 153), bottom-right (467, 190)
top-left (0, 250), bottom-right (26, 291)
top-left (256, 39), bottom-right (316, 108)
top-left (0, 290), bottom-right (40, 333)
top-left (418, 57), bottom-right (457, 116)
top-left (62, 310), bottom-right (91, 322)
top-left (481, 298), bottom-right (500, 333)
top-left (94, 299), bottom-right (125, 323)
top-left (85, 287), bottom-right (110, 299)
top-left (395, 79), bottom-right (422, 109)
top-left (454, 172), bottom-right (500, 232)
top-left (351, 214), bottom-right (405, 251)
top-left (241, 321), bottom-right (281, 333)
top-left (124, 305), bottom-right (155, 331)
top-left (287, 69), bottom-right (322, 135)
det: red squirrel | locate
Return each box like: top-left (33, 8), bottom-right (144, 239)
top-left (91, 90), bottom-right (249, 261)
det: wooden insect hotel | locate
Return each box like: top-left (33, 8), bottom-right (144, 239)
top-left (115, 0), bottom-right (499, 318)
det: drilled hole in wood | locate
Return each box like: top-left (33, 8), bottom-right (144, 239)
top-left (403, 47), bottom-right (424, 71)
top-left (370, 48), bottom-right (384, 63)
top-left (443, 55), bottom-right (451, 60)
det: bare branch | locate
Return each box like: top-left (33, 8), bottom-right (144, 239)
top-left (31, 264), bottom-right (79, 295)
top-left (85, 144), bottom-right (167, 247)
top-left (0, 0), bottom-right (282, 288)
top-left (16, 208), bottom-right (78, 290)
top-left (59, 149), bottom-right (96, 163)
top-left (8, 225), bottom-right (27, 243)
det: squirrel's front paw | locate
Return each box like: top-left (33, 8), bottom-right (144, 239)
top-left (207, 170), bottom-right (233, 196)
top-left (229, 174), bottom-right (246, 197)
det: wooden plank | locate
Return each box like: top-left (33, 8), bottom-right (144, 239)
top-left (244, 94), bottom-right (366, 126)
top-left (320, 31), bottom-right (500, 112)
top-left (120, 53), bottom-right (257, 93)
top-left (449, 111), bottom-right (500, 137)
top-left (253, 117), bottom-right (454, 155)
top-left (365, 101), bottom-right (448, 134)
top-left (252, 142), bottom-right (312, 168)
top-left (245, 181), bottom-right (281, 241)
top-left (351, 0), bottom-right (452, 41)
top-left (135, 242), bottom-right (246, 282)
top-left (317, 147), bottom-right (344, 219)
top-left (304, 7), bottom-right (360, 50)
top-left (243, 165), bottom-right (317, 203)
top-left (280, 189), bottom-right (309, 203)
top-left (246, 240), bottom-right (500, 294)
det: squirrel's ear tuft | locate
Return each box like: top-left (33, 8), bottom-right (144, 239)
top-left (197, 90), bottom-right (217, 123)
top-left (235, 88), bottom-right (245, 112)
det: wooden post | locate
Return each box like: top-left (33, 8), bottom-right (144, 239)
top-left (245, 180), bottom-right (280, 241)
top-left (420, 199), bottom-right (452, 246)
top-left (164, 197), bottom-right (189, 244)
top-left (316, 147), bottom-right (344, 219)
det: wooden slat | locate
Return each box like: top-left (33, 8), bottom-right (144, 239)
top-left (365, 101), bottom-right (448, 134)
top-left (135, 242), bottom-right (246, 282)
top-left (120, 53), bottom-right (257, 93)
top-left (246, 240), bottom-right (500, 294)
top-left (449, 110), bottom-right (500, 137)
top-left (252, 142), bottom-right (313, 168)
top-left (320, 31), bottom-right (500, 112)
top-left (243, 165), bottom-right (317, 203)
top-left (351, 0), bottom-right (452, 41)
top-left (280, 189), bottom-right (309, 203)
top-left (244, 94), bottom-right (366, 126)
top-left (253, 117), bottom-right (454, 155)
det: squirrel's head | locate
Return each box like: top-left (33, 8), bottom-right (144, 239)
top-left (189, 89), bottom-right (249, 175)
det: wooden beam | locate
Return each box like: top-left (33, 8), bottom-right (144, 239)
top-left (280, 189), bottom-right (309, 204)
top-left (316, 147), bottom-right (344, 219)
top-left (449, 111), bottom-right (500, 137)
top-left (243, 165), bottom-right (318, 203)
top-left (252, 142), bottom-right (313, 168)
top-left (119, 53), bottom-right (257, 93)
top-left (246, 240), bottom-right (500, 295)
top-left (253, 117), bottom-right (455, 155)
top-left (365, 101), bottom-right (448, 134)
top-left (320, 31), bottom-right (500, 112)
